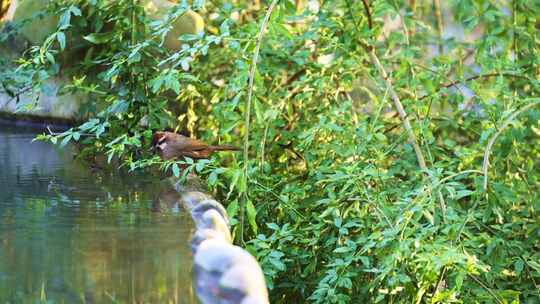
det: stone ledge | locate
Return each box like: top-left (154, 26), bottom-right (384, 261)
top-left (0, 110), bottom-right (76, 129)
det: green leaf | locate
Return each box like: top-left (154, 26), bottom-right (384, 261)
top-left (195, 160), bottom-right (205, 172)
top-left (514, 260), bottom-right (524, 275)
top-left (226, 199), bottom-right (239, 220)
top-left (95, 123), bottom-right (107, 138)
top-left (57, 32), bottom-right (66, 50)
top-left (60, 134), bottom-right (72, 147)
top-left (108, 99), bottom-right (129, 114)
top-left (193, 0), bottom-right (205, 10)
top-left (45, 52), bottom-right (55, 64)
top-left (220, 20), bottom-right (230, 36)
top-left (68, 5), bottom-right (81, 16)
top-left (208, 171), bottom-right (218, 185)
top-left (172, 163), bottom-right (180, 177)
top-left (83, 32), bottom-right (115, 44)
top-left (246, 199), bottom-right (257, 234)
top-left (334, 247), bottom-right (352, 253)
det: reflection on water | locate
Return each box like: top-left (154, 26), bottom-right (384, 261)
top-left (0, 125), bottom-right (196, 303)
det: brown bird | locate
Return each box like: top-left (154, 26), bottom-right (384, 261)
top-left (151, 131), bottom-right (239, 160)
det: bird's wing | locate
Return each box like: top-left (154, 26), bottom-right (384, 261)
top-left (180, 150), bottom-right (211, 159)
top-left (170, 135), bottom-right (210, 151)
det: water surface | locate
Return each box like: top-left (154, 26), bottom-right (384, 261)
top-left (0, 125), bottom-right (196, 303)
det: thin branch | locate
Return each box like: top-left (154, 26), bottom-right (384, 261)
top-left (407, 0), bottom-right (417, 37)
top-left (441, 73), bottom-right (528, 90)
top-left (5, 86), bottom-right (33, 104)
top-left (433, 267), bottom-right (447, 300)
top-left (368, 49), bottom-right (427, 171)
top-left (282, 67), bottom-right (306, 87)
top-left (46, 126), bottom-right (94, 137)
top-left (241, 0), bottom-right (279, 244)
top-left (434, 170), bottom-right (483, 189)
top-left (419, 72), bottom-right (529, 101)
top-left (433, 0), bottom-right (444, 54)
top-left (356, 2), bottom-right (426, 171)
top-left (482, 100), bottom-right (540, 191)
top-left (47, 126), bottom-right (62, 136)
top-left (467, 274), bottom-right (504, 304)
top-left (361, 0), bottom-right (373, 30)
top-left (0, 0), bottom-right (9, 18)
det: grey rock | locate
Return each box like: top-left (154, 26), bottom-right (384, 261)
top-left (191, 229), bottom-right (231, 253)
top-left (190, 209), bottom-right (232, 252)
top-left (180, 190), bottom-right (211, 208)
top-left (197, 209), bottom-right (231, 231)
top-left (242, 295), bottom-right (270, 304)
top-left (195, 239), bottom-right (254, 274)
top-left (170, 179), bottom-right (268, 304)
top-left (190, 199), bottom-right (229, 226)
top-left (173, 177), bottom-right (207, 192)
top-left (194, 239), bottom-right (269, 304)
top-left (220, 265), bottom-right (269, 304)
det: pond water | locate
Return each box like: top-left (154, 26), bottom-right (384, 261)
top-left (0, 124), bottom-right (197, 303)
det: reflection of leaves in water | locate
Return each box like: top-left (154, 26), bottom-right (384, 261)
top-left (4, 186), bottom-right (194, 303)
top-left (24, 198), bottom-right (48, 215)
top-left (1, 131), bottom-right (194, 302)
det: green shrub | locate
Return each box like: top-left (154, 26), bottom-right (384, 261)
top-left (2, 0), bottom-right (540, 303)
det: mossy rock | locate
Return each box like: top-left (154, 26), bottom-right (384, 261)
top-left (144, 0), bottom-right (204, 51)
top-left (0, 0), bottom-right (11, 21)
top-left (13, 0), bottom-right (58, 46)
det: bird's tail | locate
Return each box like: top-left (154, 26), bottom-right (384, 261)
top-left (209, 145), bottom-right (241, 152)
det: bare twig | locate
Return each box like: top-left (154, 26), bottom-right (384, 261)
top-left (46, 126), bottom-right (94, 137)
top-left (482, 100), bottom-right (540, 191)
top-left (368, 50), bottom-right (427, 171)
top-left (356, 1), bottom-right (426, 171)
top-left (408, 0), bottom-right (417, 36)
top-left (467, 274), bottom-right (504, 304)
top-left (0, 0), bottom-right (9, 19)
top-left (361, 0), bottom-right (373, 30)
top-left (433, 0), bottom-right (444, 54)
top-left (46, 126), bottom-right (62, 136)
top-left (434, 170), bottom-right (483, 189)
top-left (419, 72), bottom-right (529, 101)
top-left (4, 86), bottom-right (33, 104)
top-left (241, 0), bottom-right (279, 244)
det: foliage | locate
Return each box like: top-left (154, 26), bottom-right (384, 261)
top-left (2, 0), bottom-right (540, 303)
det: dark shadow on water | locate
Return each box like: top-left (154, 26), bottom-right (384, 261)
top-left (0, 125), bottom-right (197, 303)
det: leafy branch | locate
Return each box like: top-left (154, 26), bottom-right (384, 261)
top-left (240, 0), bottom-right (280, 244)
top-left (482, 99), bottom-right (540, 191)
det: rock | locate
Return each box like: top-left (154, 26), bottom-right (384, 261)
top-left (12, 0), bottom-right (58, 45)
top-left (194, 239), bottom-right (269, 303)
top-left (171, 180), bottom-right (268, 303)
top-left (190, 199), bottom-right (229, 226)
top-left (1, 0), bottom-right (17, 22)
top-left (198, 209), bottom-right (230, 231)
top-left (191, 209), bottom-right (232, 247)
top-left (180, 190), bottom-right (209, 207)
top-left (173, 177), bottom-right (207, 192)
top-left (0, 76), bottom-right (87, 120)
top-left (220, 265), bottom-right (269, 304)
top-left (144, 0), bottom-right (204, 51)
top-left (194, 239), bottom-right (259, 277)
top-left (242, 295), bottom-right (271, 304)
top-left (0, 21), bottom-right (28, 57)
top-left (191, 228), bottom-right (230, 253)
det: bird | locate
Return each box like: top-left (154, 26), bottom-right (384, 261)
top-left (151, 131), bottom-right (240, 160)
